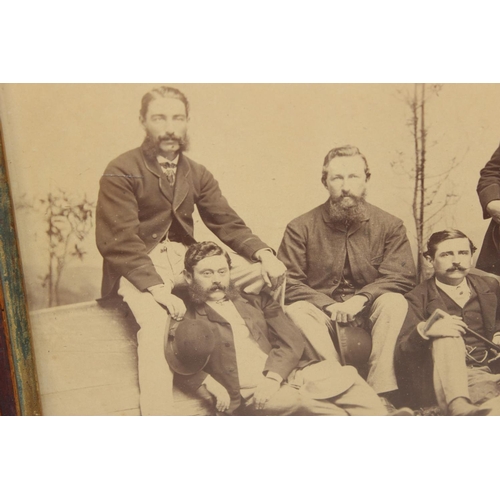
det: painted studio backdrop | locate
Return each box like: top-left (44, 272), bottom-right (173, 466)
top-left (0, 84), bottom-right (498, 414)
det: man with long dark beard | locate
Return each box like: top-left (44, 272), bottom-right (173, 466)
top-left (167, 241), bottom-right (389, 415)
top-left (278, 145), bottom-right (416, 406)
top-left (96, 86), bottom-right (286, 415)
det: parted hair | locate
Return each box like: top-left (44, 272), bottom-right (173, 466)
top-left (423, 229), bottom-right (477, 259)
top-left (140, 86), bottom-right (190, 119)
top-left (321, 145), bottom-right (371, 185)
top-left (184, 241), bottom-right (232, 275)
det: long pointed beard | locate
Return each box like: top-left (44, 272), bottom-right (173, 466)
top-left (329, 194), bottom-right (367, 225)
top-left (142, 132), bottom-right (190, 161)
top-left (188, 281), bottom-right (240, 304)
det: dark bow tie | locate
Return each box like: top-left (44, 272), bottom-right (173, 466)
top-left (158, 160), bottom-right (176, 169)
top-left (157, 157), bottom-right (177, 186)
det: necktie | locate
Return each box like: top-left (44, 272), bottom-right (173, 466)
top-left (158, 159), bottom-right (177, 186)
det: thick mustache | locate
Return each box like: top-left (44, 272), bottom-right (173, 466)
top-left (333, 194), bottom-right (362, 204)
top-left (446, 266), bottom-right (467, 272)
top-left (158, 133), bottom-right (184, 144)
top-left (209, 284), bottom-right (226, 292)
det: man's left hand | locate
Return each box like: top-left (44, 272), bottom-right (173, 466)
top-left (255, 249), bottom-right (286, 291)
top-left (253, 377), bottom-right (281, 410)
top-left (487, 200), bottom-right (500, 225)
top-left (325, 295), bottom-right (368, 323)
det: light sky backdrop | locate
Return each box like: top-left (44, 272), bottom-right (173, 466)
top-left (1, 84), bottom-right (500, 308)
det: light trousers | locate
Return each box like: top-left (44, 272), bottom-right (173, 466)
top-left (285, 293), bottom-right (408, 394)
top-left (118, 241), bottom-right (187, 416)
top-left (432, 336), bottom-right (500, 415)
top-left (242, 361), bottom-right (387, 416)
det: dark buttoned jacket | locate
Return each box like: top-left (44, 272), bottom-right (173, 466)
top-left (477, 142), bottom-right (500, 274)
top-left (176, 292), bottom-right (306, 413)
top-left (395, 274), bottom-right (500, 409)
top-left (277, 201), bottom-right (416, 310)
top-left (96, 145), bottom-right (268, 298)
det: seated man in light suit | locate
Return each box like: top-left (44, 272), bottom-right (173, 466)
top-left (395, 229), bottom-right (500, 416)
top-left (166, 241), bottom-right (403, 416)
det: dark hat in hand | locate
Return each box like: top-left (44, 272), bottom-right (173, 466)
top-left (165, 319), bottom-right (216, 375)
top-left (328, 321), bottom-right (372, 369)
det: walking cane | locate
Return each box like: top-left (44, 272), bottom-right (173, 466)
top-left (427, 308), bottom-right (500, 352)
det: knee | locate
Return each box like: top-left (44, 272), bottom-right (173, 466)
top-left (372, 293), bottom-right (408, 315)
top-left (286, 302), bottom-right (329, 332)
top-left (432, 335), bottom-right (466, 354)
top-left (136, 307), bottom-right (171, 343)
top-left (141, 306), bottom-right (170, 328)
top-left (374, 292), bottom-right (406, 307)
top-left (286, 300), bottom-right (322, 319)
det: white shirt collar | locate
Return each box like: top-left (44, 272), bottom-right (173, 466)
top-left (157, 155), bottom-right (179, 166)
top-left (435, 277), bottom-right (469, 293)
top-left (435, 277), bottom-right (471, 307)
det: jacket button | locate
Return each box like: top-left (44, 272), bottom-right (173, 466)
top-left (224, 342), bottom-right (231, 347)
top-left (152, 233), bottom-right (158, 239)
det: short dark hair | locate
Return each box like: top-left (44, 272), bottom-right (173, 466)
top-left (140, 86), bottom-right (190, 119)
top-left (184, 241), bottom-right (232, 275)
top-left (423, 229), bottom-right (477, 259)
top-left (321, 145), bottom-right (371, 185)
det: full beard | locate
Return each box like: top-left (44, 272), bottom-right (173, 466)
top-left (142, 132), bottom-right (190, 162)
top-left (188, 281), bottom-right (240, 304)
top-left (328, 193), bottom-right (367, 226)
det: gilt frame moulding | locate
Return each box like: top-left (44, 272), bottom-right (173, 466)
top-left (0, 114), bottom-right (42, 416)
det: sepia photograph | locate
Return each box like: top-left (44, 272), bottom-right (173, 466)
top-left (1, 83), bottom-right (500, 417)
top-left (4, 3), bottom-right (500, 499)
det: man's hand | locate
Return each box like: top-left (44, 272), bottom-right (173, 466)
top-left (148, 284), bottom-right (186, 321)
top-left (255, 249), bottom-right (287, 291)
top-left (487, 200), bottom-right (500, 225)
top-left (253, 376), bottom-right (281, 410)
top-left (204, 376), bottom-right (231, 413)
top-left (493, 332), bottom-right (500, 346)
top-left (421, 314), bottom-right (467, 339)
top-left (325, 295), bottom-right (368, 323)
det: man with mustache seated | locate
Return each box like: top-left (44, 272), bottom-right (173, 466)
top-left (278, 145), bottom-right (416, 408)
top-left (395, 229), bottom-right (500, 415)
top-left (96, 86), bottom-right (286, 415)
top-left (168, 241), bottom-right (389, 416)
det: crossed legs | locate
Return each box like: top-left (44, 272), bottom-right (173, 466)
top-left (432, 336), bottom-right (500, 415)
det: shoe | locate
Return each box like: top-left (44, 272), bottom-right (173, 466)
top-left (448, 398), bottom-right (491, 416)
top-left (379, 396), bottom-right (396, 414)
top-left (380, 397), bottom-right (415, 416)
top-left (451, 406), bottom-right (491, 416)
top-left (414, 406), bottom-right (443, 416)
top-left (389, 407), bottom-right (414, 416)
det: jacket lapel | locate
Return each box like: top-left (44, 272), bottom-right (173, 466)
top-left (140, 149), bottom-right (173, 203)
top-left (469, 274), bottom-right (498, 333)
top-left (173, 155), bottom-right (190, 212)
top-left (232, 297), bottom-right (262, 342)
top-left (194, 302), bottom-right (229, 325)
top-left (425, 279), bottom-right (449, 317)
